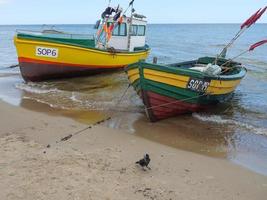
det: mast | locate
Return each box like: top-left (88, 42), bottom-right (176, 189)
top-left (127, 0), bottom-right (135, 51)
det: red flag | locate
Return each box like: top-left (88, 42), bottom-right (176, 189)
top-left (249, 6), bottom-right (267, 27)
top-left (241, 8), bottom-right (261, 29)
top-left (109, 24), bottom-right (115, 32)
top-left (249, 40), bottom-right (267, 51)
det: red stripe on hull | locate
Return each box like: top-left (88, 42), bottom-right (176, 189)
top-left (142, 91), bottom-right (208, 122)
top-left (19, 61), bottom-right (123, 82)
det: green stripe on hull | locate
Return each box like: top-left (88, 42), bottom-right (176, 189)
top-left (144, 79), bottom-right (209, 105)
top-left (18, 33), bottom-right (96, 48)
top-left (133, 77), bottom-right (233, 106)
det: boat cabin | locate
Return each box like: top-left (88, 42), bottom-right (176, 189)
top-left (97, 14), bottom-right (148, 52)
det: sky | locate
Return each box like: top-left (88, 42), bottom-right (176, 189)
top-left (0, 0), bottom-right (266, 25)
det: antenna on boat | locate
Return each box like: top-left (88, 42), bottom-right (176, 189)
top-left (215, 6), bottom-right (267, 63)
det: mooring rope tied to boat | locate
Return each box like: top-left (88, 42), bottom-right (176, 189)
top-left (0, 64), bottom-right (19, 70)
top-left (145, 92), bottom-right (212, 111)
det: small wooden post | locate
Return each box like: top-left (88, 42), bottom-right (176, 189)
top-left (153, 57), bottom-right (158, 64)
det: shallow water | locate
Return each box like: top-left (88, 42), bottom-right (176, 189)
top-left (0, 24), bottom-right (267, 176)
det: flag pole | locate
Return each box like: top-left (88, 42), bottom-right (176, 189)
top-left (215, 6), bottom-right (267, 64)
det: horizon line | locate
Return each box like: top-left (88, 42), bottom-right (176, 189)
top-left (1, 22), bottom-right (267, 26)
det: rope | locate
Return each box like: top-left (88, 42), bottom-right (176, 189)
top-left (0, 64), bottom-right (19, 70)
top-left (44, 84), bottom-right (131, 150)
top-left (113, 84), bottom-right (131, 108)
top-left (107, 47), bottom-right (117, 57)
top-left (221, 50), bottom-right (248, 67)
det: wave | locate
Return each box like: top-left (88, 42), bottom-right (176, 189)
top-left (15, 83), bottom-right (61, 94)
top-left (192, 113), bottom-right (267, 136)
top-left (240, 58), bottom-right (267, 67)
top-left (22, 96), bottom-right (70, 110)
top-left (15, 81), bottom-right (144, 113)
top-left (70, 92), bottom-right (83, 103)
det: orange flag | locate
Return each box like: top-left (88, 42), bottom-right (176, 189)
top-left (118, 16), bottom-right (123, 24)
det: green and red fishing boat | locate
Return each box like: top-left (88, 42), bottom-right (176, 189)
top-left (126, 57), bottom-right (247, 122)
top-left (125, 7), bottom-right (267, 122)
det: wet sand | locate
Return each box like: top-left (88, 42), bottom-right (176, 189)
top-left (0, 100), bottom-right (267, 200)
top-left (1, 72), bottom-right (267, 176)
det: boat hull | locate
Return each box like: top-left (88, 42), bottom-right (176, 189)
top-left (141, 90), bottom-right (211, 122)
top-left (14, 36), bottom-right (150, 81)
top-left (18, 58), bottom-right (123, 82)
top-left (126, 59), bottom-right (246, 122)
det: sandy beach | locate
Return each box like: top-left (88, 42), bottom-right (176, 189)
top-left (0, 100), bottom-right (266, 200)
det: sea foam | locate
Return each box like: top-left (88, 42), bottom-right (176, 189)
top-left (193, 113), bottom-right (267, 136)
top-left (15, 83), bottom-right (61, 94)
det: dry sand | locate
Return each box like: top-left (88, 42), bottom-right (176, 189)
top-left (0, 101), bottom-right (267, 200)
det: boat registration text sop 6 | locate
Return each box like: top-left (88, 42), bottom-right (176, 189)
top-left (36, 46), bottom-right (59, 58)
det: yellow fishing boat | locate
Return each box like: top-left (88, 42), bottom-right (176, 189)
top-left (14, 1), bottom-right (150, 81)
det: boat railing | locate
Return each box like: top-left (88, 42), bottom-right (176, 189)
top-left (16, 29), bottom-right (95, 40)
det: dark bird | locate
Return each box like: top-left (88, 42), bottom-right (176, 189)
top-left (136, 154), bottom-right (151, 171)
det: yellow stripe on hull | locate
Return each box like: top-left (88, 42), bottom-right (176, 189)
top-left (207, 79), bottom-right (241, 95)
top-left (14, 37), bottom-right (150, 67)
top-left (144, 69), bottom-right (190, 88)
top-left (127, 68), bottom-right (140, 83)
top-left (142, 69), bottom-right (242, 95)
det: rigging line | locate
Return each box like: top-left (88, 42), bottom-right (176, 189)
top-left (214, 28), bottom-right (246, 64)
top-left (221, 51), bottom-right (248, 67)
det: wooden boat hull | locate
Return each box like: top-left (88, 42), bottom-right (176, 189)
top-left (126, 58), bottom-right (247, 122)
top-left (14, 36), bottom-right (150, 82)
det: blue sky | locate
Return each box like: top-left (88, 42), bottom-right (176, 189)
top-left (0, 0), bottom-right (266, 24)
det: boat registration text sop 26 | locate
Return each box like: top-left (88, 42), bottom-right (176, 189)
top-left (36, 46), bottom-right (59, 58)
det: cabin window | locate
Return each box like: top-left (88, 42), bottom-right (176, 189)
top-left (137, 25), bottom-right (146, 36)
top-left (112, 25), bottom-right (119, 36)
top-left (119, 23), bottom-right (127, 36)
top-left (107, 23), bottom-right (127, 36)
top-left (130, 25), bottom-right (138, 36)
top-left (130, 25), bottom-right (146, 36)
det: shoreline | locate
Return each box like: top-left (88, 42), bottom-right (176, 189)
top-left (0, 100), bottom-right (267, 200)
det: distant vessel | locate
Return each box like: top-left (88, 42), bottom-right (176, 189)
top-left (14, 1), bottom-right (150, 82)
top-left (126, 57), bottom-right (247, 122)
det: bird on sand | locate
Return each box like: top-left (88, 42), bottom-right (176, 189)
top-left (136, 154), bottom-right (151, 171)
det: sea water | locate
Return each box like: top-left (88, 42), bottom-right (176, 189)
top-left (0, 24), bottom-right (267, 175)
